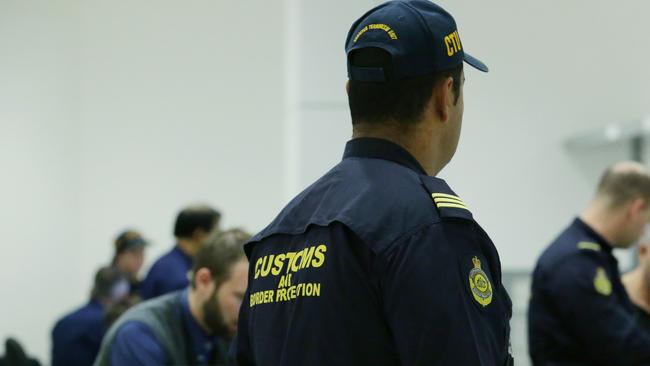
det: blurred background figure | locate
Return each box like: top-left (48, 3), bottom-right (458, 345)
top-left (51, 267), bottom-right (129, 366)
top-left (140, 204), bottom-right (221, 300)
top-left (529, 162), bottom-right (650, 365)
top-left (111, 230), bottom-right (148, 297)
top-left (93, 229), bottom-right (250, 366)
top-left (623, 226), bottom-right (650, 332)
top-left (0, 338), bottom-right (41, 366)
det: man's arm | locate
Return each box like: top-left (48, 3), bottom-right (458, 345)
top-left (110, 321), bottom-right (167, 366)
top-left (548, 254), bottom-right (650, 365)
top-left (379, 222), bottom-right (508, 365)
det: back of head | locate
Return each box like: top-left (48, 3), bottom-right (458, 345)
top-left (348, 48), bottom-right (462, 128)
top-left (173, 204), bottom-right (221, 239)
top-left (596, 161), bottom-right (650, 209)
top-left (191, 228), bottom-right (250, 286)
top-left (345, 0), bottom-right (486, 129)
top-left (92, 266), bottom-right (129, 302)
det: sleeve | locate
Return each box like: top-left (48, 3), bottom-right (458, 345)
top-left (378, 223), bottom-right (499, 365)
top-left (228, 289), bottom-right (255, 366)
top-left (110, 321), bottom-right (167, 366)
top-left (548, 254), bottom-right (650, 365)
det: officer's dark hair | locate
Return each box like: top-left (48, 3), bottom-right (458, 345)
top-left (190, 228), bottom-right (250, 288)
top-left (174, 205), bottom-right (221, 239)
top-left (91, 266), bottom-right (127, 300)
top-left (347, 47), bottom-right (462, 126)
top-left (597, 164), bottom-right (650, 208)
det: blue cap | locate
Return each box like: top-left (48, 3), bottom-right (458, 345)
top-left (345, 0), bottom-right (488, 82)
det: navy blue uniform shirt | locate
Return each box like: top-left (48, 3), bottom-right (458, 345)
top-left (230, 138), bottom-right (513, 366)
top-left (140, 246), bottom-right (192, 300)
top-left (529, 218), bottom-right (650, 365)
top-left (111, 289), bottom-right (222, 365)
top-left (52, 299), bottom-right (105, 366)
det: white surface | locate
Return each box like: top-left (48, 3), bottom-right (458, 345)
top-left (1, 0), bottom-right (286, 362)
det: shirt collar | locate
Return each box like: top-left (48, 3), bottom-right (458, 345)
top-left (181, 288), bottom-right (219, 363)
top-left (343, 138), bottom-right (428, 176)
top-left (574, 217), bottom-right (614, 253)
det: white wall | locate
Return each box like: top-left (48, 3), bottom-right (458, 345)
top-left (0, 0), bottom-right (83, 362)
top-left (76, 0), bottom-right (287, 288)
top-left (1, 0), bottom-right (286, 363)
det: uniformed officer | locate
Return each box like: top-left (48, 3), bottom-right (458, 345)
top-left (140, 204), bottom-right (220, 299)
top-left (230, 1), bottom-right (513, 365)
top-left (529, 161), bottom-right (650, 365)
top-left (623, 229), bottom-right (650, 333)
top-left (51, 267), bottom-right (129, 366)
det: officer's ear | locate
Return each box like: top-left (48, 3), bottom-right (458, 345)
top-left (628, 198), bottom-right (648, 218)
top-left (433, 76), bottom-right (454, 123)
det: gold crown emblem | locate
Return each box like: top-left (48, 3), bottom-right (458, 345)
top-left (472, 256), bottom-right (481, 269)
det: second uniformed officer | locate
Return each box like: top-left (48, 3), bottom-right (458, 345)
top-left (529, 161), bottom-right (650, 365)
top-left (230, 1), bottom-right (513, 365)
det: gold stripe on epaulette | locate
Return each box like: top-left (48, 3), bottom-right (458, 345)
top-left (577, 241), bottom-right (601, 251)
top-left (431, 193), bottom-right (469, 211)
top-left (434, 197), bottom-right (465, 205)
top-left (437, 202), bottom-right (469, 210)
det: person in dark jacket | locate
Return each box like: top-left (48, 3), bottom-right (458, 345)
top-left (51, 267), bottom-right (129, 366)
top-left (529, 161), bottom-right (650, 365)
top-left (230, 1), bottom-right (513, 365)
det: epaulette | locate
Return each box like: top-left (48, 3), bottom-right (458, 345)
top-left (420, 176), bottom-right (473, 220)
top-left (577, 241), bottom-right (601, 252)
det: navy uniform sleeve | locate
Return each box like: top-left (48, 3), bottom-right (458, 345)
top-left (379, 222), bottom-right (507, 365)
top-left (547, 254), bottom-right (650, 364)
top-left (110, 321), bottom-right (167, 366)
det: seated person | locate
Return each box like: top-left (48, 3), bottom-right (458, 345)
top-left (51, 267), bottom-right (129, 366)
top-left (140, 204), bottom-right (220, 299)
top-left (93, 229), bottom-right (249, 366)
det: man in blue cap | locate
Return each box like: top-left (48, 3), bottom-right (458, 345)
top-left (112, 229), bottom-right (148, 297)
top-left (230, 1), bottom-right (513, 365)
top-left (529, 161), bottom-right (650, 366)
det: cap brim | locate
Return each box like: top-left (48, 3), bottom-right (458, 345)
top-left (464, 52), bottom-right (489, 72)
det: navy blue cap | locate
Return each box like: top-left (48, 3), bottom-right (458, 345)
top-left (345, 0), bottom-right (488, 82)
top-left (115, 229), bottom-right (148, 254)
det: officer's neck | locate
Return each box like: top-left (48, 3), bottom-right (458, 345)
top-left (580, 200), bottom-right (625, 248)
top-left (352, 122), bottom-right (445, 176)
